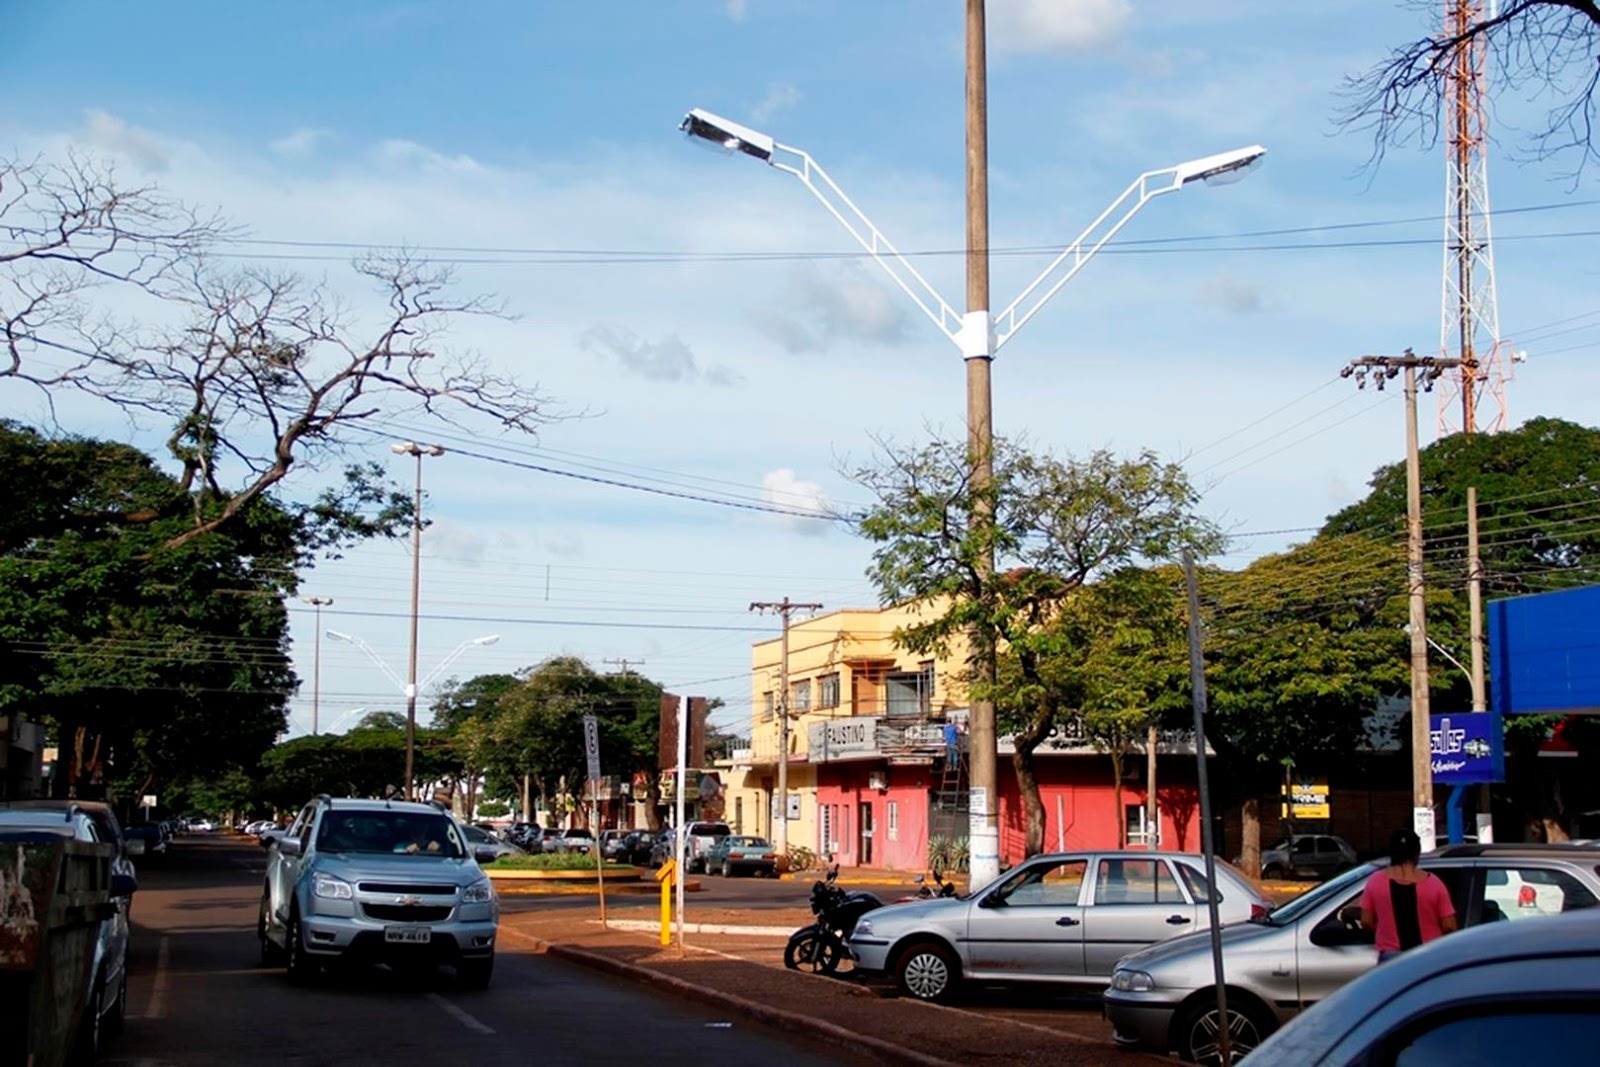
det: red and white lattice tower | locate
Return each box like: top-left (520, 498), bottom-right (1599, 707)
top-left (1437, 0), bottom-right (1510, 435)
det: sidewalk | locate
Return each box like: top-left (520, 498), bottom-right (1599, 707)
top-left (501, 904), bottom-right (1165, 1067)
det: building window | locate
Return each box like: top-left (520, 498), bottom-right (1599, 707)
top-left (887, 800), bottom-right (899, 842)
top-left (762, 692), bottom-right (774, 721)
top-left (885, 667), bottom-right (933, 719)
top-left (1125, 805), bottom-right (1161, 847)
top-left (790, 678), bottom-right (812, 713)
top-left (818, 672), bottom-right (840, 709)
top-left (820, 804), bottom-right (832, 856)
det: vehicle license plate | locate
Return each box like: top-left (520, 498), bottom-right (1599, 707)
top-left (385, 926), bottom-right (432, 944)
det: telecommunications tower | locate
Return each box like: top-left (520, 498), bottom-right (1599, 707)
top-left (1437, 0), bottom-right (1510, 435)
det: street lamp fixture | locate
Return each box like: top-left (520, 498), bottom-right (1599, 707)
top-left (302, 596), bottom-right (334, 735)
top-left (681, 105), bottom-right (1266, 886)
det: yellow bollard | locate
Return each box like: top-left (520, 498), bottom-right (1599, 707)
top-left (655, 859), bottom-right (676, 947)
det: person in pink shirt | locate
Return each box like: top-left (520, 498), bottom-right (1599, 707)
top-left (1360, 828), bottom-right (1458, 961)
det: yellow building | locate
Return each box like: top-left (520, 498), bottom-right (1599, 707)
top-left (722, 603), bottom-right (971, 871)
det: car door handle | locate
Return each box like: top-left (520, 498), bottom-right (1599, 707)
top-left (1166, 915), bottom-right (1193, 925)
top-left (1055, 916), bottom-right (1081, 927)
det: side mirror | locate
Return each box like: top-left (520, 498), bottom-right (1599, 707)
top-left (277, 837), bottom-right (303, 857)
top-left (977, 892), bottom-right (1004, 909)
top-left (1309, 914), bottom-right (1375, 948)
top-left (914, 875), bottom-right (926, 885)
top-left (474, 847), bottom-right (499, 865)
top-left (110, 873), bottom-right (138, 898)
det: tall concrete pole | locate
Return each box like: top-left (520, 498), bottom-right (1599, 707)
top-left (303, 597), bottom-right (333, 735)
top-left (404, 449), bottom-right (424, 801)
top-left (963, 0), bottom-right (1001, 889)
top-left (750, 598), bottom-right (822, 859)
top-left (1467, 485), bottom-right (1486, 712)
top-left (1403, 364), bottom-right (1436, 846)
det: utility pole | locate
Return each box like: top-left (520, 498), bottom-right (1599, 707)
top-left (1342, 350), bottom-right (1458, 849)
top-left (961, 0), bottom-right (1002, 889)
top-left (302, 596), bottom-right (334, 735)
top-left (749, 598), bottom-right (822, 858)
top-left (1466, 486), bottom-right (1487, 712)
top-left (603, 658), bottom-right (645, 676)
top-left (392, 441), bottom-right (445, 801)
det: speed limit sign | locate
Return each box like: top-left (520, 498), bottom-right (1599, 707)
top-left (583, 715), bottom-right (602, 783)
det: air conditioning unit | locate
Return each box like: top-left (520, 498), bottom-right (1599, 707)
top-left (868, 770), bottom-right (888, 792)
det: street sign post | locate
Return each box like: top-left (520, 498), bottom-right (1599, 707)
top-left (582, 714), bottom-right (606, 924)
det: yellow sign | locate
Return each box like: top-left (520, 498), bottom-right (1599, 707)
top-left (654, 859), bottom-right (676, 883)
top-left (656, 859), bottom-right (676, 946)
top-left (1282, 776), bottom-right (1330, 820)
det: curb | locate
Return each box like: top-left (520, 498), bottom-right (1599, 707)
top-left (501, 928), bottom-right (955, 1067)
top-left (494, 879), bottom-right (703, 896)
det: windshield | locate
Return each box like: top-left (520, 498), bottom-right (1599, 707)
top-left (316, 811), bottom-right (466, 858)
top-left (1261, 861), bottom-right (1378, 925)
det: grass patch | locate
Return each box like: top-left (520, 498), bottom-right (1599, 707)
top-left (483, 853), bottom-right (634, 872)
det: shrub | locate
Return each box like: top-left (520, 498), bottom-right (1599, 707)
top-left (482, 853), bottom-right (633, 871)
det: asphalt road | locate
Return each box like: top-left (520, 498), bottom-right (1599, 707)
top-left (102, 837), bottom-right (868, 1066)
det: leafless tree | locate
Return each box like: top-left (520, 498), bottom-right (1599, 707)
top-left (2, 152), bottom-right (559, 550)
top-left (1343, 2), bottom-right (1600, 178)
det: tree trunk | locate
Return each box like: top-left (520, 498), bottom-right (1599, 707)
top-left (1240, 795), bottom-right (1261, 877)
top-left (1012, 745), bottom-right (1047, 857)
top-left (521, 774), bottom-right (532, 823)
top-left (1111, 749), bottom-right (1125, 848)
top-left (644, 773), bottom-right (663, 831)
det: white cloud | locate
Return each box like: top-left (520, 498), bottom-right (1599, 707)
top-left (752, 82), bottom-right (802, 123)
top-left (726, 0), bottom-right (748, 20)
top-left (579, 326), bottom-right (744, 387)
top-left (79, 110), bottom-right (172, 172)
top-left (756, 262), bottom-right (912, 354)
top-left (375, 138), bottom-right (482, 174)
top-left (990, 0), bottom-right (1131, 55)
top-left (270, 127), bottom-right (332, 157)
top-left (762, 468), bottom-right (831, 534)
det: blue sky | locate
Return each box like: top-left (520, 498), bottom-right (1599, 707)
top-left (5, 1), bottom-right (1599, 739)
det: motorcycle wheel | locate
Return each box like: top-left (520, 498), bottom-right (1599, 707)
top-left (783, 929), bottom-right (843, 974)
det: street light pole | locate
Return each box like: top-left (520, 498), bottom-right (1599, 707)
top-left (302, 596), bottom-right (334, 735)
top-left (392, 441), bottom-right (445, 801)
top-left (681, 49), bottom-right (1264, 887)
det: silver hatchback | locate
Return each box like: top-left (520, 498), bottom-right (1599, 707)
top-left (845, 850), bottom-right (1268, 1002)
top-left (1103, 843), bottom-right (1600, 1063)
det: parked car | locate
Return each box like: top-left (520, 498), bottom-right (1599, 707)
top-left (259, 796), bottom-right (500, 987)
top-left (682, 821), bottom-right (732, 874)
top-left (1247, 907), bottom-right (1600, 1065)
top-left (647, 831), bottom-right (676, 869)
top-left (188, 818), bottom-right (216, 832)
top-left (124, 821), bottom-right (169, 857)
top-left (552, 828), bottom-right (595, 855)
top-left (846, 850), bottom-right (1269, 1003)
top-left (0, 803), bottom-right (137, 1057)
top-left (704, 835), bottom-right (778, 877)
top-left (621, 830), bottom-right (660, 866)
top-left (1252, 833), bottom-right (1358, 880)
top-left (598, 829), bottom-right (629, 861)
top-left (1103, 843), bottom-right (1600, 1063)
top-left (460, 823), bottom-right (524, 860)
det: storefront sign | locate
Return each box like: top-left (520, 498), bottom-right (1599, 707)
top-left (808, 716), bottom-right (881, 761)
top-left (1281, 776), bottom-right (1330, 820)
top-left (1430, 712), bottom-right (1505, 785)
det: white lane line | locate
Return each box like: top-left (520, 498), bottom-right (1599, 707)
top-left (427, 992), bottom-right (496, 1035)
top-left (145, 936), bottom-right (172, 1019)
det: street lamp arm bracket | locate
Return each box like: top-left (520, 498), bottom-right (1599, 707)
top-left (769, 144), bottom-right (965, 345)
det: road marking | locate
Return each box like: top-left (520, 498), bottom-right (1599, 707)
top-left (427, 992), bottom-right (495, 1034)
top-left (500, 921), bottom-right (764, 965)
top-left (146, 936), bottom-right (172, 1019)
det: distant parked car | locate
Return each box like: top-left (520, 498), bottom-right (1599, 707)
top-left (704, 835), bottom-right (777, 877)
top-left (1253, 834), bottom-right (1358, 880)
top-left (188, 818), bottom-right (216, 833)
top-left (460, 823), bottom-right (523, 861)
top-left (621, 830), bottom-right (660, 866)
top-left (682, 822), bottom-right (732, 874)
top-left (553, 828), bottom-right (595, 855)
top-left (648, 831), bottom-right (676, 869)
top-left (598, 829), bottom-right (629, 861)
top-left (124, 822), bottom-right (168, 857)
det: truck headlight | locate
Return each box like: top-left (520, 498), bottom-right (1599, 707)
top-left (462, 879), bottom-right (494, 904)
top-left (1111, 969), bottom-right (1155, 992)
top-left (312, 873), bottom-right (353, 900)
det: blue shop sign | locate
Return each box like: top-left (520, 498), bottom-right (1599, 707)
top-left (1430, 712), bottom-right (1505, 785)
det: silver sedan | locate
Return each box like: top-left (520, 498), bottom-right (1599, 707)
top-left (845, 850), bottom-right (1268, 1003)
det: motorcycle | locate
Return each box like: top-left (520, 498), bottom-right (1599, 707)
top-left (895, 869), bottom-right (959, 904)
top-left (783, 864), bottom-right (884, 975)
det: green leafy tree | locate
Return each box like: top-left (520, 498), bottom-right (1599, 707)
top-left (849, 436), bottom-right (1222, 857)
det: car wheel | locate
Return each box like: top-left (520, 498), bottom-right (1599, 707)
top-left (1176, 994), bottom-right (1273, 1065)
top-left (1261, 863), bottom-right (1285, 880)
top-left (722, 860), bottom-right (733, 877)
top-left (258, 888), bottom-right (285, 966)
top-left (285, 907), bottom-right (317, 984)
top-left (457, 955), bottom-right (494, 990)
top-left (894, 940), bottom-right (959, 1003)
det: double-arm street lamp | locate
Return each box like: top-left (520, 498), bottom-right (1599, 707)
top-left (326, 630), bottom-right (501, 798)
top-left (683, 80), bottom-right (1264, 884)
top-left (302, 596), bottom-right (334, 735)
